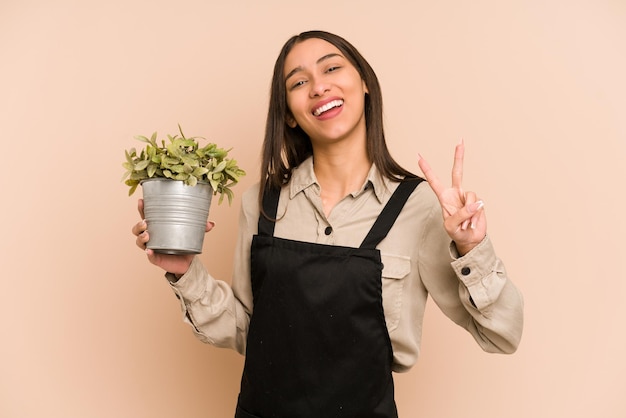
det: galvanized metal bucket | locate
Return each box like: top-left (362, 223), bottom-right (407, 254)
top-left (141, 178), bottom-right (213, 254)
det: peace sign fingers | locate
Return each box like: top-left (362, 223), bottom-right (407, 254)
top-left (418, 143), bottom-right (465, 217)
top-left (417, 140), bottom-right (487, 255)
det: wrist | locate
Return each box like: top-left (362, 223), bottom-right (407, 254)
top-left (455, 243), bottom-right (472, 257)
top-left (454, 237), bottom-right (484, 256)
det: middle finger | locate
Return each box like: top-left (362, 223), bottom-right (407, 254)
top-left (451, 140), bottom-right (465, 190)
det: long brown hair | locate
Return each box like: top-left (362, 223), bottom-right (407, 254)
top-left (259, 30), bottom-right (418, 203)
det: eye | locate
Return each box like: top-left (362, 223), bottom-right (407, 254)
top-left (288, 79), bottom-right (307, 91)
top-left (326, 65), bottom-right (341, 73)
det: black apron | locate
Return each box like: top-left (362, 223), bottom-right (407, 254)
top-left (235, 179), bottom-right (422, 418)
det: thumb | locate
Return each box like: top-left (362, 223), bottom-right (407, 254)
top-left (137, 198), bottom-right (145, 219)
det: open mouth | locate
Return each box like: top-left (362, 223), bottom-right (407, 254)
top-left (312, 99), bottom-right (344, 117)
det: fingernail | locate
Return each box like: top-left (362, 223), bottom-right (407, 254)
top-left (468, 200), bottom-right (484, 213)
top-left (141, 219), bottom-right (147, 227)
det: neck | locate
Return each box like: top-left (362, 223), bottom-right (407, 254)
top-left (313, 146), bottom-right (371, 216)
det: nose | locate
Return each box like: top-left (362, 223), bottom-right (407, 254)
top-left (309, 76), bottom-right (330, 97)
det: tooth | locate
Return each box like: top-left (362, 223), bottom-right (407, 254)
top-left (314, 100), bottom-right (343, 116)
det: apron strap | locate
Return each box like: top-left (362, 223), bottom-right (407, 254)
top-left (258, 185), bottom-right (281, 237)
top-left (258, 178), bottom-right (423, 244)
top-left (360, 178), bottom-right (423, 249)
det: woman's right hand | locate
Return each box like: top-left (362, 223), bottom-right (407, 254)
top-left (132, 198), bottom-right (215, 277)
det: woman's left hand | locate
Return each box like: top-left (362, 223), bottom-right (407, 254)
top-left (418, 140), bottom-right (486, 256)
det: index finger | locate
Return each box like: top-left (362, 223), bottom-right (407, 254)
top-left (418, 154), bottom-right (446, 198)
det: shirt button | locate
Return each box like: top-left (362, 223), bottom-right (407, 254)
top-left (324, 226), bottom-right (333, 235)
top-left (461, 267), bottom-right (471, 276)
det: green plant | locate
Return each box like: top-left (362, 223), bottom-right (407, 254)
top-left (122, 125), bottom-right (246, 204)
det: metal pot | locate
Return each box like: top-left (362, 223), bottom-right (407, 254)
top-left (141, 178), bottom-right (213, 254)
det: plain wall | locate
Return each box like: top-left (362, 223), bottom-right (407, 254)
top-left (1, 0), bottom-right (624, 417)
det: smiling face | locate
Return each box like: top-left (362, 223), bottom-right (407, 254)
top-left (283, 38), bottom-right (369, 150)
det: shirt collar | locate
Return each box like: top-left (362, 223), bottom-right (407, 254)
top-left (288, 156), bottom-right (392, 204)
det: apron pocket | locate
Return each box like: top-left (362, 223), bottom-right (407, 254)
top-left (381, 253), bottom-right (411, 332)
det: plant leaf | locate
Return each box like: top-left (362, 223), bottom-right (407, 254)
top-left (170, 164), bottom-right (185, 174)
top-left (193, 167), bottom-right (209, 177)
top-left (134, 160), bottom-right (149, 171)
top-left (213, 160), bottom-right (227, 173)
top-left (222, 188), bottom-right (234, 205)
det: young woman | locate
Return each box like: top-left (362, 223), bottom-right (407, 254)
top-left (132, 30), bottom-right (523, 418)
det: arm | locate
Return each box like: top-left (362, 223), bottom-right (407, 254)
top-left (417, 141), bottom-right (524, 352)
top-left (420, 201), bottom-right (523, 353)
top-left (132, 187), bottom-right (259, 354)
top-left (167, 188), bottom-right (258, 354)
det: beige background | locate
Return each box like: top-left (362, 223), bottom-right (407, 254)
top-left (1, 0), bottom-right (624, 417)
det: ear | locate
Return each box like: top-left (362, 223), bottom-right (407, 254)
top-left (362, 80), bottom-right (369, 94)
top-left (286, 113), bottom-right (297, 128)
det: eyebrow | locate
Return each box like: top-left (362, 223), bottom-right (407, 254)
top-left (284, 53), bottom-right (343, 83)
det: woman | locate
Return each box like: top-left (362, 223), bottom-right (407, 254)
top-left (133, 30), bottom-right (523, 418)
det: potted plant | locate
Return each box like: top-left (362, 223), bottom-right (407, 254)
top-left (122, 124), bottom-right (245, 254)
